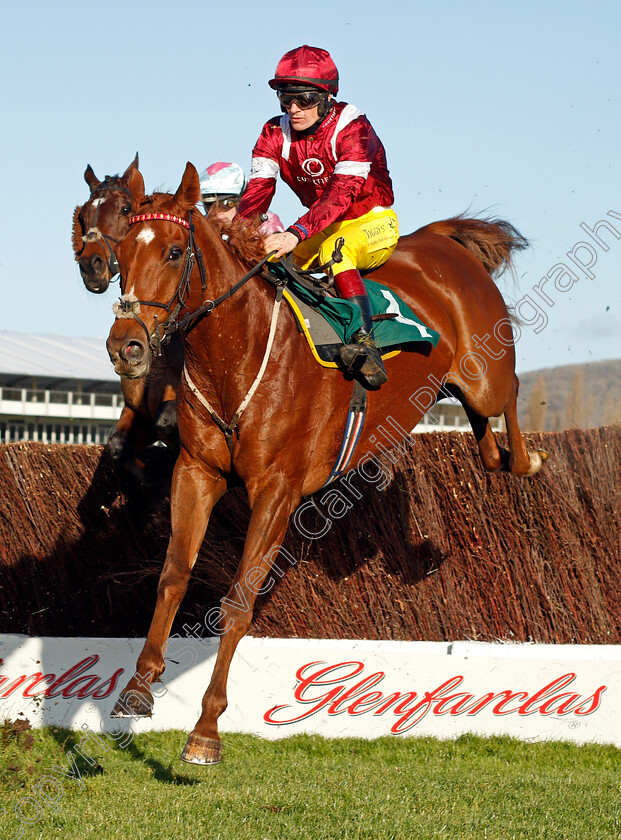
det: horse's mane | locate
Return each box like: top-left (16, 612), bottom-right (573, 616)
top-left (136, 192), bottom-right (172, 209)
top-left (88, 173), bottom-right (127, 194)
top-left (207, 209), bottom-right (267, 266)
top-left (72, 206), bottom-right (83, 258)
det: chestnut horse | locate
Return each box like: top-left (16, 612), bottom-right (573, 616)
top-left (72, 155), bottom-right (181, 478)
top-left (107, 163), bottom-right (546, 764)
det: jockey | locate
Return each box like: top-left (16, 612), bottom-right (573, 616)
top-left (237, 45), bottom-right (399, 387)
top-left (199, 161), bottom-right (284, 234)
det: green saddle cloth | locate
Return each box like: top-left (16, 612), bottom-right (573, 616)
top-left (269, 265), bottom-right (439, 349)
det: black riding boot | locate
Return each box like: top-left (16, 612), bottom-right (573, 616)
top-left (339, 293), bottom-right (388, 387)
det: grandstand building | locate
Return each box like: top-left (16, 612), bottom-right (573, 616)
top-left (0, 330), bottom-right (500, 444)
top-left (0, 331), bottom-right (122, 445)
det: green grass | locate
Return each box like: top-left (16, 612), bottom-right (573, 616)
top-left (1, 723), bottom-right (619, 839)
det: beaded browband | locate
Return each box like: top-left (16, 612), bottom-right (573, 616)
top-left (129, 212), bottom-right (190, 229)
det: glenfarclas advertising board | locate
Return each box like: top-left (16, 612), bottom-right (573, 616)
top-left (1, 635), bottom-right (619, 746)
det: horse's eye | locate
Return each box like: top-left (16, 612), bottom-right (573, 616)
top-left (169, 246), bottom-right (183, 261)
top-left (121, 205), bottom-right (132, 215)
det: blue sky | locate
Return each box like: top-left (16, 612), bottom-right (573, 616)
top-left (1, 0), bottom-right (619, 375)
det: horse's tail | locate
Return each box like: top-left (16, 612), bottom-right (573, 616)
top-left (416, 213), bottom-right (529, 280)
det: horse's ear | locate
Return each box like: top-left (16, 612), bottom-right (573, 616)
top-left (173, 162), bottom-right (200, 210)
top-left (127, 166), bottom-right (145, 204)
top-left (84, 165), bottom-right (99, 193)
top-left (123, 152), bottom-right (139, 180)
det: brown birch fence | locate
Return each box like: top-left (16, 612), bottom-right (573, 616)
top-left (0, 426), bottom-right (619, 643)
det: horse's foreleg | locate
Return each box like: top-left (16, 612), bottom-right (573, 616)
top-left (153, 399), bottom-right (179, 449)
top-left (147, 344), bottom-right (181, 449)
top-left (181, 476), bottom-right (300, 765)
top-left (107, 378), bottom-right (155, 464)
top-left (107, 405), bottom-right (153, 462)
top-left (111, 451), bottom-right (226, 718)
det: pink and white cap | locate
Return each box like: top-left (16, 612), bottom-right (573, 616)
top-left (199, 161), bottom-right (246, 201)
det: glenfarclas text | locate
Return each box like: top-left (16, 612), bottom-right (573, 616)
top-left (264, 661), bottom-right (607, 733)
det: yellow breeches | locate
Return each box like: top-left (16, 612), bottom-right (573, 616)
top-left (293, 207), bottom-right (400, 275)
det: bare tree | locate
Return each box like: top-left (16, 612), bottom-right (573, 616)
top-left (602, 393), bottom-right (621, 425)
top-left (525, 375), bottom-right (548, 430)
top-left (564, 369), bottom-right (590, 429)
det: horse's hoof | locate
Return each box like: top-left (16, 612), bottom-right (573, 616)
top-left (106, 431), bottom-right (131, 462)
top-left (180, 734), bottom-right (222, 765)
top-left (527, 449), bottom-right (549, 476)
top-left (110, 690), bottom-right (154, 718)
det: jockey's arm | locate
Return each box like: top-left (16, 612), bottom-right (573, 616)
top-left (264, 171), bottom-right (367, 259)
top-left (287, 170), bottom-right (367, 242)
top-left (237, 160), bottom-right (276, 220)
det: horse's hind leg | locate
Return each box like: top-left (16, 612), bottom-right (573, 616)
top-left (460, 400), bottom-right (506, 472)
top-left (503, 392), bottom-right (548, 476)
top-left (457, 379), bottom-right (547, 477)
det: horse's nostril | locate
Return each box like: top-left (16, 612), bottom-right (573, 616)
top-left (124, 341), bottom-right (145, 363)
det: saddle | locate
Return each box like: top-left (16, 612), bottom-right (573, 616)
top-left (267, 254), bottom-right (439, 370)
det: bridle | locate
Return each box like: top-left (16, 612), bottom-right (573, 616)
top-left (77, 179), bottom-right (132, 278)
top-left (80, 228), bottom-right (121, 277)
top-left (115, 208), bottom-right (283, 449)
top-left (114, 208), bottom-right (347, 449)
top-left (115, 209), bottom-right (277, 355)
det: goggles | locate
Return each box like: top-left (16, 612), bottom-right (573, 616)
top-left (201, 195), bottom-right (239, 208)
top-left (277, 89), bottom-right (324, 110)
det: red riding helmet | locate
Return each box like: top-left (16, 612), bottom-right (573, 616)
top-left (269, 45), bottom-right (339, 94)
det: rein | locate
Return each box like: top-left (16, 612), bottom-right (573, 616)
top-left (118, 209), bottom-right (284, 450)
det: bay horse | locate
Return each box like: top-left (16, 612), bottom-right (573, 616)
top-left (72, 155), bottom-right (181, 479)
top-left (106, 162), bottom-right (546, 764)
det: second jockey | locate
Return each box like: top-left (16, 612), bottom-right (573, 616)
top-left (199, 161), bottom-right (284, 234)
top-left (237, 45), bottom-right (399, 387)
